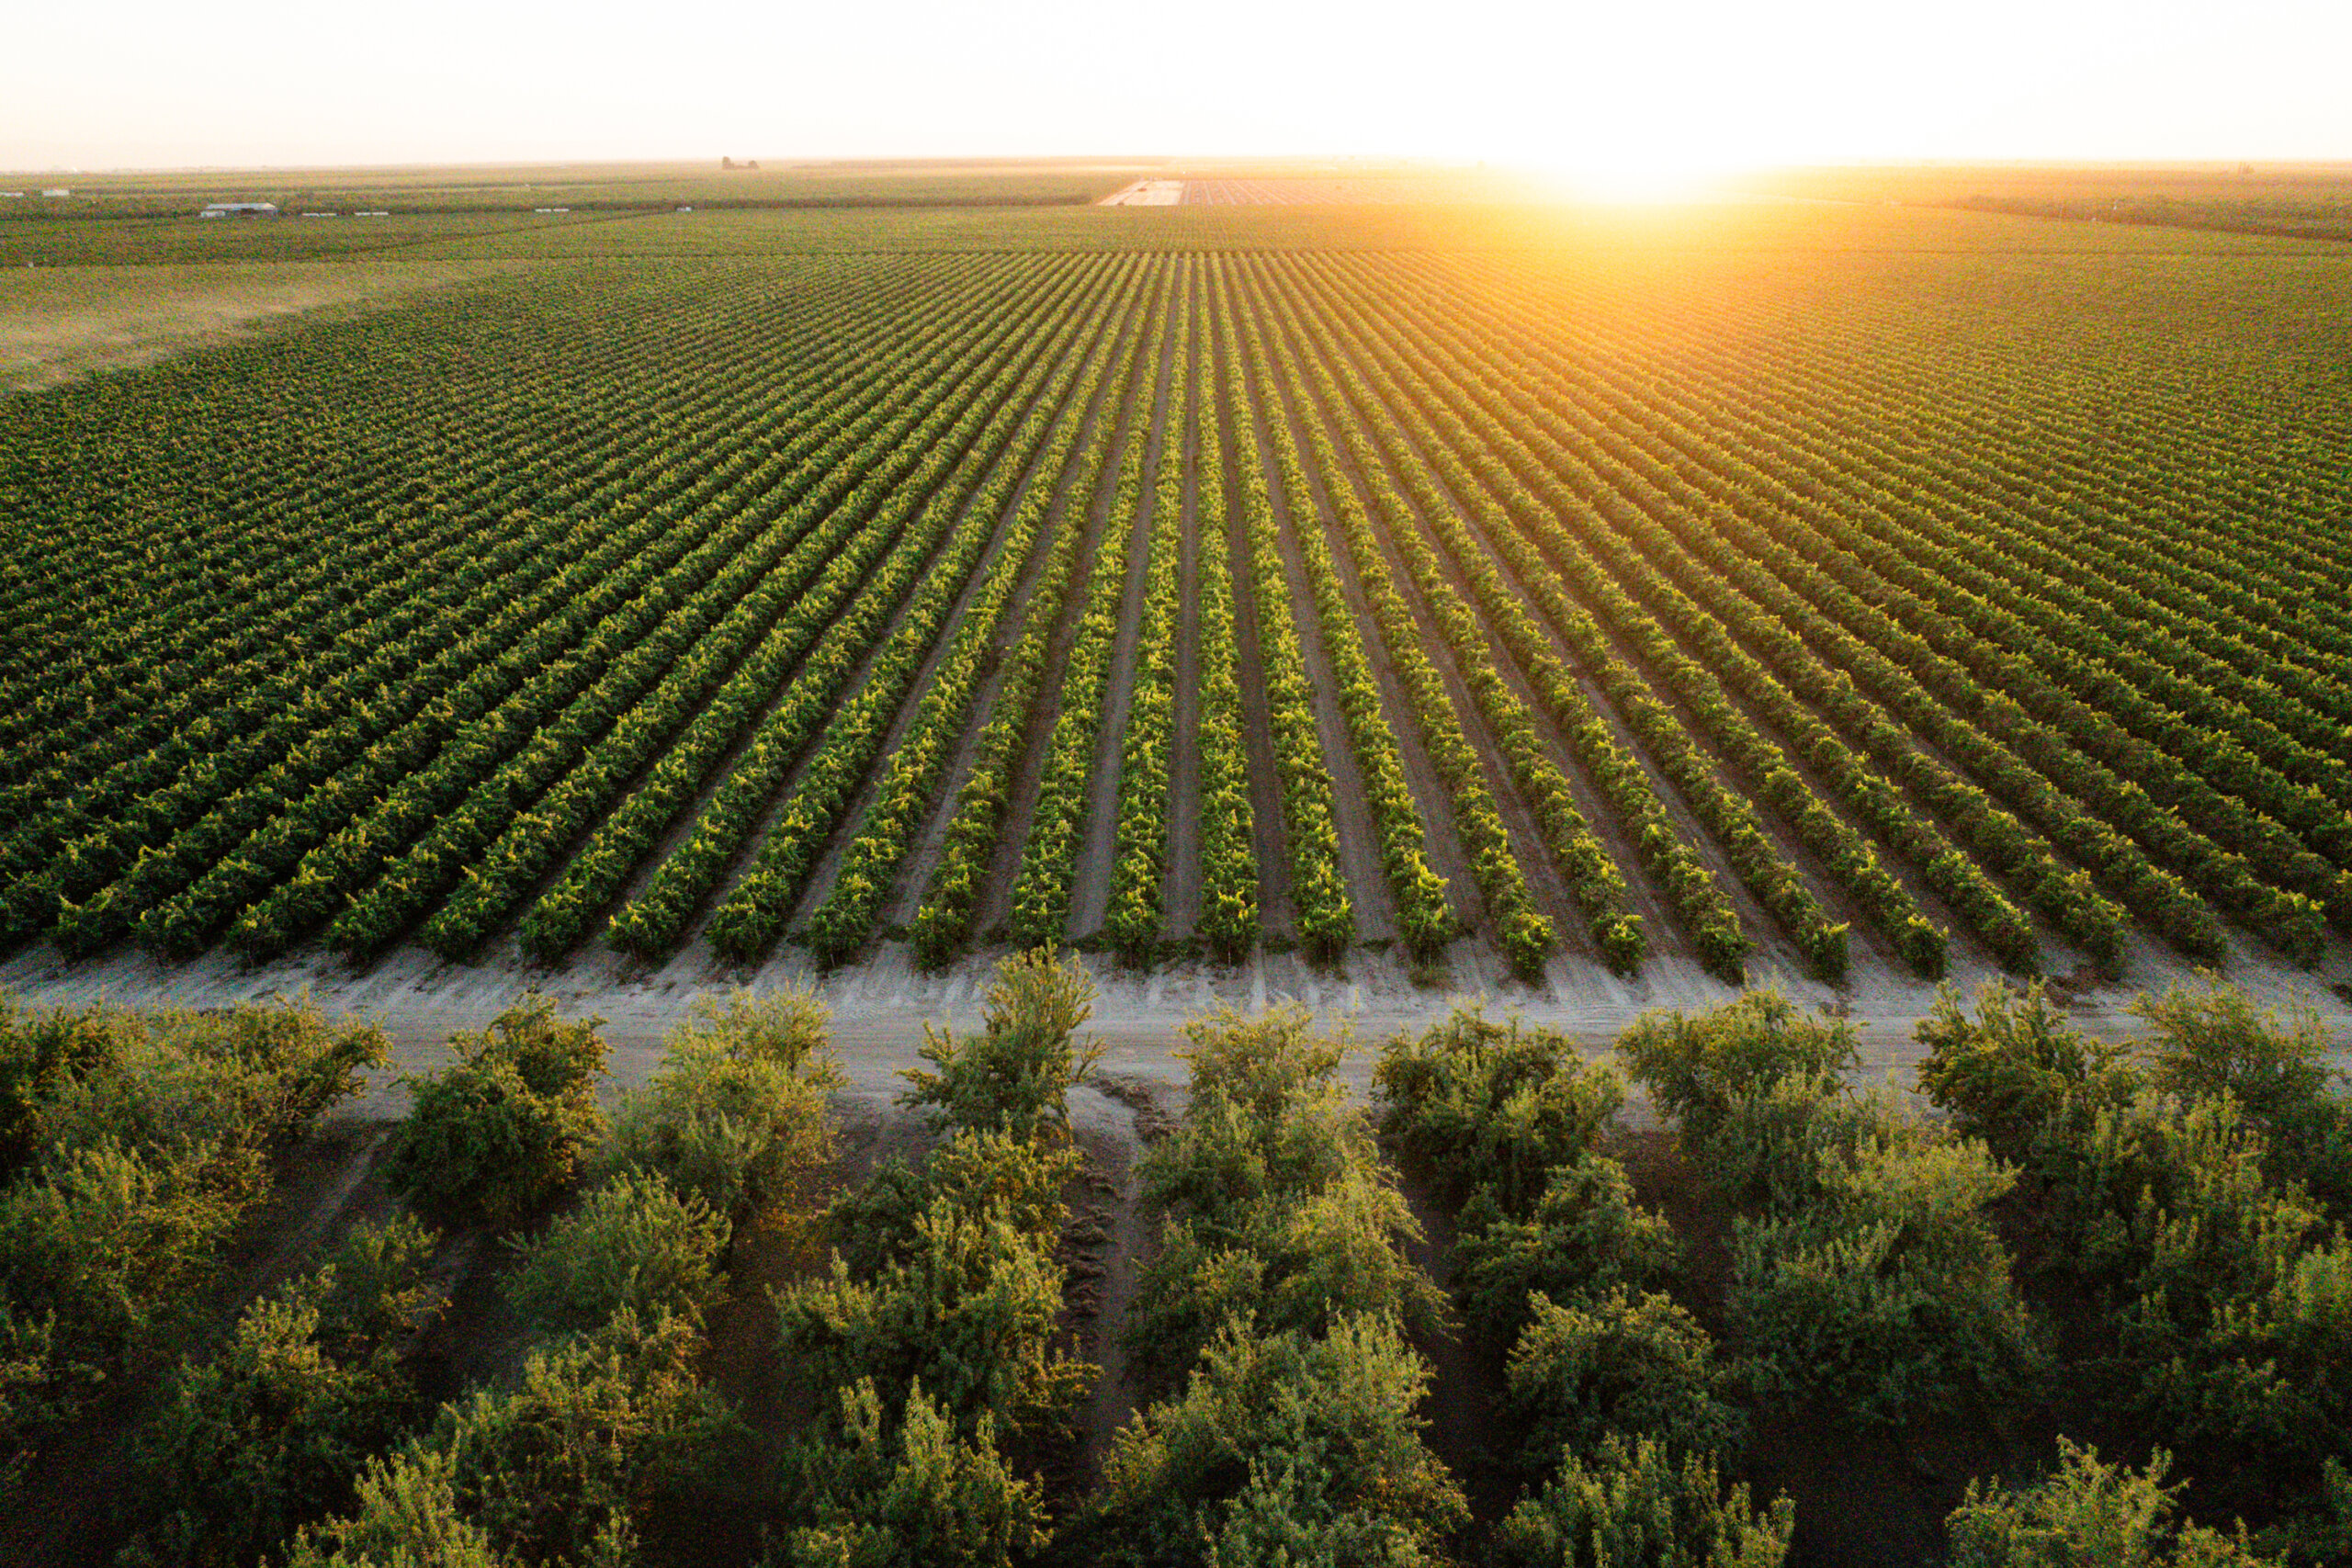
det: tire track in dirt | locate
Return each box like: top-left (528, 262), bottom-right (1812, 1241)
top-left (1070, 262), bottom-right (1184, 939)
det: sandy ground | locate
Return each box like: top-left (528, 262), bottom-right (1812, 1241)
top-left (5, 920), bottom-right (2347, 1121)
top-left (0, 261), bottom-right (512, 392)
top-left (1099, 180), bottom-right (1185, 208)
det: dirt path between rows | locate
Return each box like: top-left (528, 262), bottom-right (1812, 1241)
top-left (1207, 316), bottom-right (1301, 945)
top-left (1261, 273), bottom-right (1608, 969)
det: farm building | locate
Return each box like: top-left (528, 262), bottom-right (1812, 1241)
top-left (198, 201), bottom-right (279, 219)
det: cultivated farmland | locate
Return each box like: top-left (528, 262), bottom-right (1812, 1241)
top-left (5, 184), bottom-right (2352, 1568)
top-left (6, 208), bottom-right (2351, 1011)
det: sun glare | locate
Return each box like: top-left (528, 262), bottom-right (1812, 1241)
top-left (1529, 154), bottom-right (1747, 205)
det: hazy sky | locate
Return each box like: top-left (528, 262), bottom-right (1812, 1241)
top-left (8, 0), bottom-right (2347, 173)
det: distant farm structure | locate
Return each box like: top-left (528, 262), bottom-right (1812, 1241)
top-left (198, 201), bottom-right (280, 220)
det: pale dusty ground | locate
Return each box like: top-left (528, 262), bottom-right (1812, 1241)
top-left (1099, 180), bottom-right (1185, 207)
top-left (3, 924), bottom-right (2346, 1118)
top-left (0, 261), bottom-right (514, 392)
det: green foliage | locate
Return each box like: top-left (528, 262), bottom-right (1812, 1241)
top-left (431, 1308), bottom-right (739, 1567)
top-left (1452, 1160), bottom-right (1680, 1347)
top-left (1083, 1315), bottom-right (1468, 1568)
top-left (121, 1216), bottom-right (444, 1568)
top-left (0, 996), bottom-right (132, 1177)
top-left (389, 997), bottom-right (607, 1226)
top-left (602, 988), bottom-right (840, 1219)
top-left (1128, 1008), bottom-right (1438, 1391)
top-left (1493, 1433), bottom-right (1794, 1568)
top-left (1503, 1289), bottom-right (1744, 1473)
top-left (0, 1134), bottom-right (243, 1364)
top-left (3, 993), bottom-right (387, 1190)
top-left (1917, 980), bottom-right (2137, 1178)
top-left (1729, 1111), bottom-right (2044, 1422)
top-left (770, 1379), bottom-right (1048, 1568)
top-left (776, 1191), bottom-right (1088, 1445)
top-left (284, 1448), bottom-right (501, 1568)
top-left (1374, 1006), bottom-right (1624, 1212)
top-left (0, 995), bottom-right (383, 1468)
top-left (823, 1129), bottom-right (1076, 1280)
top-left (1621, 996), bottom-right (2041, 1423)
top-left (899, 950), bottom-right (1101, 1145)
top-left (1945, 1438), bottom-right (2277, 1568)
top-left (1617, 991), bottom-right (1858, 1145)
top-left (2134, 977), bottom-right (2349, 1215)
top-left (503, 1171), bottom-right (729, 1337)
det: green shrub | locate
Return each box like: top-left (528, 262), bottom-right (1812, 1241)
top-left (1374, 1006), bottom-right (1624, 1212)
top-left (389, 998), bottom-right (606, 1226)
top-left (503, 1172), bottom-right (729, 1337)
top-left (1729, 1125), bottom-right (2043, 1423)
top-left (121, 1217), bottom-right (444, 1568)
top-left (770, 1379), bottom-right (1048, 1568)
top-left (823, 1129), bottom-right (1075, 1280)
top-left (1128, 1159), bottom-right (1442, 1389)
top-left (1503, 1288), bottom-right (1743, 1472)
top-left (284, 1448), bottom-right (501, 1568)
top-left (1127, 1007), bottom-right (1438, 1391)
top-left (899, 951), bottom-right (1100, 1146)
top-left (431, 1307), bottom-right (738, 1566)
top-left (0, 997), bottom-right (134, 1177)
top-left (1453, 1159), bottom-right (1680, 1347)
top-left (1493, 1433), bottom-right (1793, 1568)
top-left (776, 1193), bottom-right (1087, 1443)
top-left (0, 1134), bottom-right (244, 1362)
top-left (1082, 1315), bottom-right (1467, 1568)
top-left (1945, 1438), bottom-right (2276, 1568)
top-left (1916, 980), bottom-right (2136, 1179)
top-left (1617, 990), bottom-right (1857, 1145)
top-left (602, 988), bottom-right (839, 1220)
top-left (2135, 978), bottom-right (2349, 1216)
top-left (4, 995), bottom-right (385, 1180)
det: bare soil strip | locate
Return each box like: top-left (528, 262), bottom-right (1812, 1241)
top-left (584, 313), bottom-right (1080, 969)
top-left (1208, 323), bottom-right (1302, 945)
top-left (1284, 293), bottom-right (1820, 982)
top-left (783, 289), bottom-right (1144, 938)
top-left (1275, 301), bottom-right (1603, 962)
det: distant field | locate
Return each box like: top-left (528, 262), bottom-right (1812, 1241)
top-left (1749, 160), bottom-right (2352, 243)
top-left (4, 197), bottom-right (2350, 1007)
top-left (0, 158), bottom-right (1146, 221)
